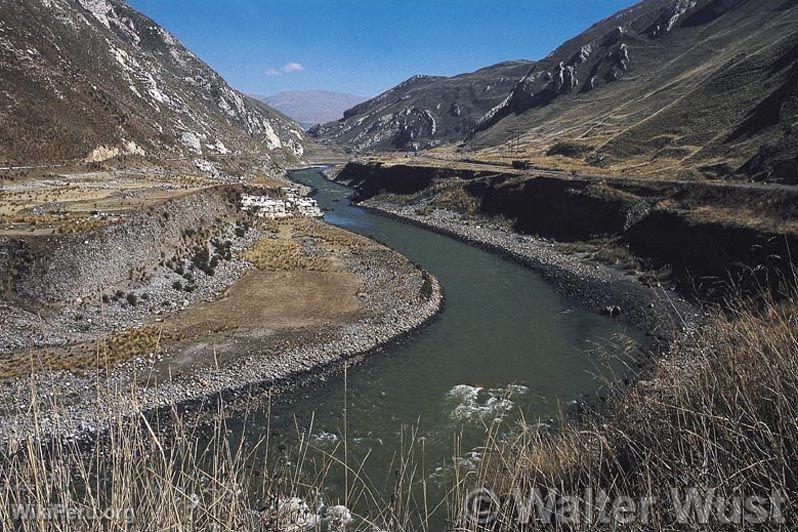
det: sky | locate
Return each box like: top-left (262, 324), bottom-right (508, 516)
top-left (127, 0), bottom-right (638, 98)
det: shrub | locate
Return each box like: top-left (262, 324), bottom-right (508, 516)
top-left (546, 140), bottom-right (592, 158)
top-left (191, 245), bottom-right (215, 276)
top-left (212, 239), bottom-right (233, 261)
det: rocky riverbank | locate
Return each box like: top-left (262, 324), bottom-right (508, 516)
top-left (357, 197), bottom-right (701, 341)
top-left (0, 207), bottom-right (443, 443)
top-left (337, 159), bottom-right (798, 300)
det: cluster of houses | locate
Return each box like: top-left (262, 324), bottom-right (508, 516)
top-left (240, 187), bottom-right (324, 219)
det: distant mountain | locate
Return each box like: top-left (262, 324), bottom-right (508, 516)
top-left (255, 90), bottom-right (368, 130)
top-left (308, 61), bottom-right (533, 152)
top-left (0, 0), bottom-right (308, 165)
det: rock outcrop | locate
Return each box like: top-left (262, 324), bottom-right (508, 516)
top-left (470, 0), bottom-right (798, 182)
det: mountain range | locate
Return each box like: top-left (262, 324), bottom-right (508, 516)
top-left (308, 61), bottom-right (532, 152)
top-left (255, 90), bottom-right (368, 130)
top-left (312, 0), bottom-right (798, 182)
top-left (0, 0), bottom-right (307, 165)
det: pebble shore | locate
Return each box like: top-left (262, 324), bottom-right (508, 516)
top-left (359, 198), bottom-right (701, 340)
top-left (0, 189), bottom-right (702, 442)
top-left (0, 236), bottom-right (443, 442)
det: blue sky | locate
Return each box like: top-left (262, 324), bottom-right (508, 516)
top-left (128, 1), bottom-right (637, 98)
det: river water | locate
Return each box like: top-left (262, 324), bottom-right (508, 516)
top-left (229, 168), bottom-right (641, 523)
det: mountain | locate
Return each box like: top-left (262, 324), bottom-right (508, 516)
top-left (0, 0), bottom-right (308, 165)
top-left (256, 90), bottom-right (368, 130)
top-left (308, 61), bottom-right (533, 152)
top-left (472, 0), bottom-right (798, 182)
top-left (313, 0), bottom-right (798, 182)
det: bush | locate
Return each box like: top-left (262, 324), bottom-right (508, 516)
top-left (212, 239), bottom-right (233, 261)
top-left (126, 293), bottom-right (137, 306)
top-left (546, 140), bottom-right (592, 158)
top-left (191, 245), bottom-right (215, 276)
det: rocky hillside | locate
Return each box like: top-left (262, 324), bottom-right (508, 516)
top-left (308, 61), bottom-right (533, 152)
top-left (0, 0), bottom-right (308, 165)
top-left (256, 90), bottom-right (368, 129)
top-left (474, 0), bottom-right (798, 182)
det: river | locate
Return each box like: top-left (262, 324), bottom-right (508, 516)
top-left (227, 168), bottom-right (642, 524)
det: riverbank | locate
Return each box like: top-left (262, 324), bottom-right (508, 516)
top-left (337, 159), bottom-right (798, 301)
top-left (358, 197), bottom-right (699, 341)
top-left (0, 188), bottom-right (443, 441)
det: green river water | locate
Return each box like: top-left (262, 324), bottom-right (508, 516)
top-left (227, 168), bottom-right (642, 526)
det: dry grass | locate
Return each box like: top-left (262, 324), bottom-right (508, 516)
top-left (243, 237), bottom-right (322, 271)
top-left (0, 384), bottom-right (305, 531)
top-left (0, 325), bottom-right (175, 379)
top-left (432, 184), bottom-right (480, 215)
top-left (0, 170), bottom-right (207, 236)
top-left (244, 218), bottom-right (379, 271)
top-left (292, 218), bottom-right (379, 252)
top-left (460, 289), bottom-right (798, 530)
top-left (686, 205), bottom-right (798, 234)
top-left (0, 364), bottom-right (431, 531)
top-left (557, 238), bottom-right (643, 273)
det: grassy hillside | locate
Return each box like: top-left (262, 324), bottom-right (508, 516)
top-left (472, 0), bottom-right (798, 182)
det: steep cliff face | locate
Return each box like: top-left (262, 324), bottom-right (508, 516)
top-left (308, 62), bottom-right (533, 152)
top-left (474, 0), bottom-right (798, 182)
top-left (0, 0), bottom-right (308, 164)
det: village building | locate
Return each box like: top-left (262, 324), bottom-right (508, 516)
top-left (240, 188), bottom-right (323, 219)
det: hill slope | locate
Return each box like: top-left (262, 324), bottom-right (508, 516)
top-left (473, 0), bottom-right (798, 182)
top-left (308, 61), bottom-right (533, 152)
top-left (256, 90), bottom-right (368, 129)
top-left (0, 0), bottom-right (308, 165)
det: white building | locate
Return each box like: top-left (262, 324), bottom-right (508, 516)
top-left (240, 189), bottom-right (323, 219)
top-left (240, 194), bottom-right (289, 219)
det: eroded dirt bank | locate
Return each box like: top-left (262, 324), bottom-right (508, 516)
top-left (337, 160), bottom-right (798, 300)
